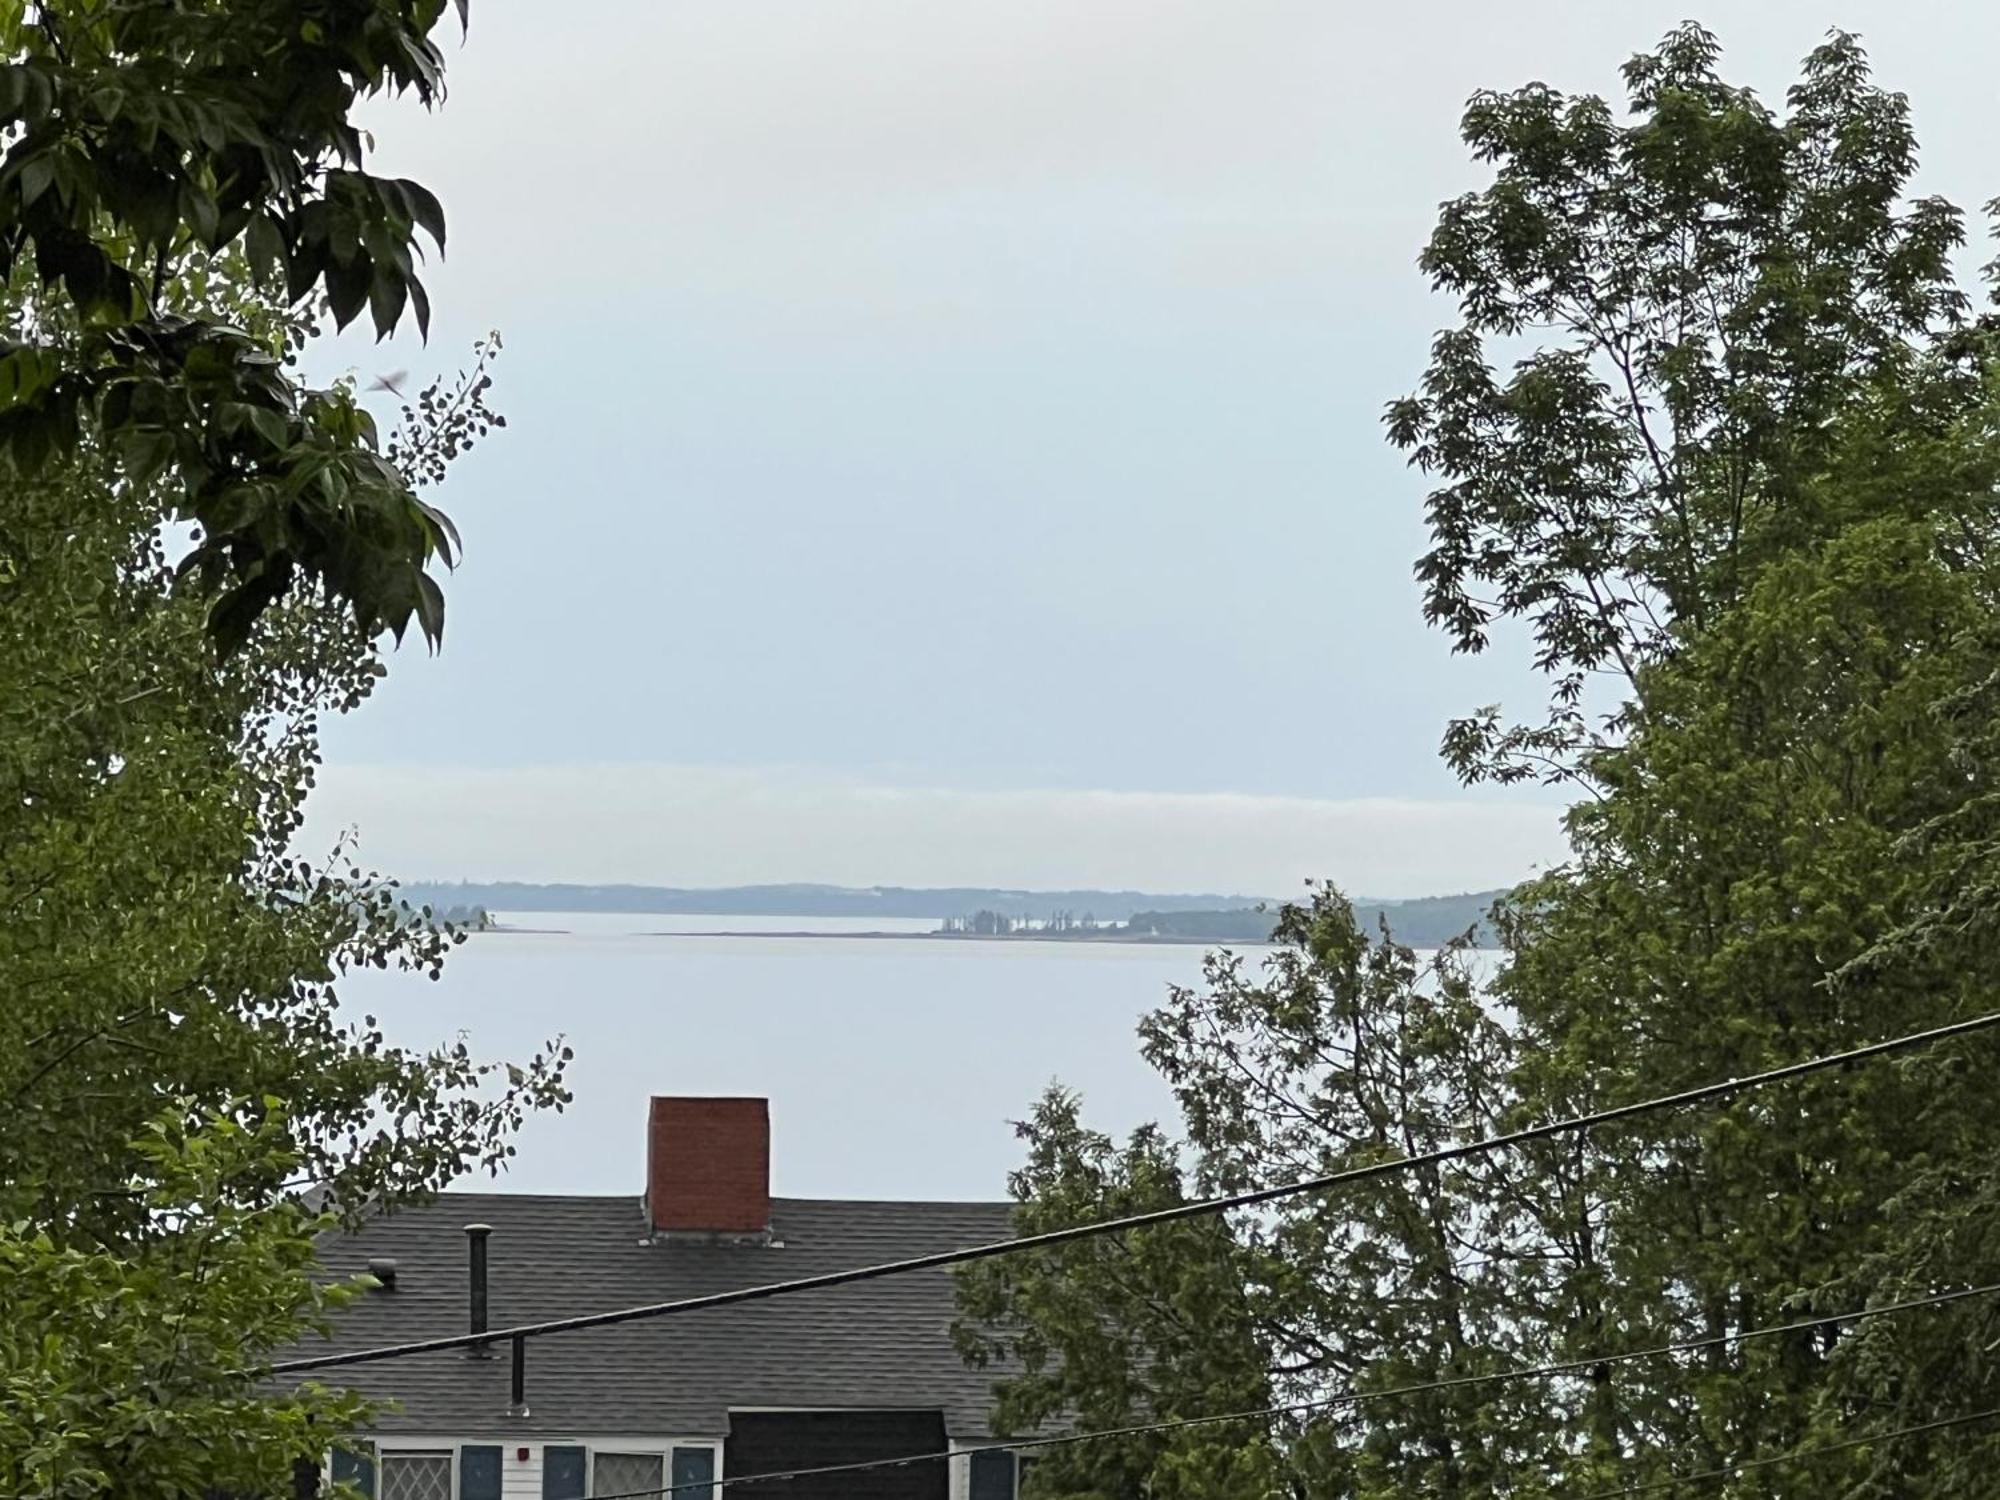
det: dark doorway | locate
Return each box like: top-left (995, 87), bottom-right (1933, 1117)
top-left (725, 1410), bottom-right (948, 1500)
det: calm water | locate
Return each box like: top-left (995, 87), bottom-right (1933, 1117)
top-left (339, 913), bottom-right (1236, 1203)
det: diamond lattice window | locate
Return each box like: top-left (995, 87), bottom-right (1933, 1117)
top-left (381, 1452), bottom-right (453, 1500)
top-left (592, 1452), bottom-right (664, 1499)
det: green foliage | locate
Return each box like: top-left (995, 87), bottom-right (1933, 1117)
top-left (0, 0), bottom-right (484, 649)
top-left (967, 25), bottom-right (2000, 1498)
top-left (0, 1103), bottom-right (375, 1500)
top-left (0, 171), bottom-right (563, 1496)
top-left (1386, 22), bottom-right (1991, 787)
top-left (955, 1092), bottom-right (1282, 1500)
top-left (961, 891), bottom-right (1537, 1500)
top-left (0, 280), bottom-right (564, 1237)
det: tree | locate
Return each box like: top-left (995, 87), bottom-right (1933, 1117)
top-left (960, 892), bottom-right (1549, 1500)
top-left (0, 39), bottom-right (562, 1497)
top-left (965, 26), bottom-right (2000, 1497)
top-left (1388, 20), bottom-right (2000, 1488)
top-left (1385, 23), bottom-right (1988, 790)
top-left (0, 1104), bottom-right (381, 1500)
top-left (0, 0), bottom-right (489, 650)
top-left (955, 1089), bottom-right (1285, 1500)
top-left (0, 248), bottom-right (559, 1243)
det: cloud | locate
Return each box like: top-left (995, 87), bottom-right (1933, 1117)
top-left (303, 762), bottom-right (1567, 898)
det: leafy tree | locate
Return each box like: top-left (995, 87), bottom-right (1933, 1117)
top-left (0, 1103), bottom-right (379, 1500)
top-left (966, 25), bottom-right (2000, 1498)
top-left (1389, 20), bottom-right (2000, 1489)
top-left (0, 248), bottom-right (560, 1242)
top-left (1385, 23), bottom-right (1988, 789)
top-left (955, 1090), bottom-right (1284, 1500)
top-left (0, 0), bottom-right (488, 650)
top-left (960, 892), bottom-right (1546, 1500)
top-left (0, 30), bottom-right (562, 1493)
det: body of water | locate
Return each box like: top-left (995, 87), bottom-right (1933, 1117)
top-left (340, 912), bottom-right (1237, 1203)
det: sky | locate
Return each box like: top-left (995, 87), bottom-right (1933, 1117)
top-left (304, 0), bottom-right (2000, 897)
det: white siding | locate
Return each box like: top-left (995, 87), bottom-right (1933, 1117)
top-left (500, 1445), bottom-right (541, 1500)
top-left (370, 1434), bottom-right (722, 1500)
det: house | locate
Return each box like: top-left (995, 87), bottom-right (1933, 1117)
top-left (299, 1097), bottom-right (1032, 1500)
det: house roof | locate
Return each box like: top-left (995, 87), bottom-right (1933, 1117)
top-left (296, 1192), bottom-right (1019, 1440)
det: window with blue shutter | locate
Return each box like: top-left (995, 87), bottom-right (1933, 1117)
top-left (332, 1447), bottom-right (377, 1500)
top-left (459, 1447), bottom-right (502, 1500)
top-left (541, 1446), bottom-right (587, 1500)
top-left (969, 1448), bottom-right (1016, 1500)
top-left (668, 1449), bottom-right (714, 1500)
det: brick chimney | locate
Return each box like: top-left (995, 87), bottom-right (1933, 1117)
top-left (645, 1096), bottom-right (770, 1238)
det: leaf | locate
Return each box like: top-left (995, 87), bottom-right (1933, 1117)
top-left (119, 428), bottom-right (177, 487)
top-left (407, 275), bottom-right (431, 342)
top-left (414, 497), bottom-right (462, 564)
top-left (18, 152), bottom-right (53, 207)
top-left (413, 567), bottom-right (445, 647)
top-left (0, 346), bottom-right (55, 410)
top-left (324, 254), bottom-right (372, 330)
top-left (243, 404), bottom-right (290, 452)
top-left (243, 212), bottom-right (285, 286)
top-left (367, 268), bottom-right (407, 341)
top-left (400, 178), bottom-right (446, 254)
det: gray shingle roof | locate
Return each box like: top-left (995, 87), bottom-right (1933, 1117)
top-left (295, 1193), bottom-right (1018, 1440)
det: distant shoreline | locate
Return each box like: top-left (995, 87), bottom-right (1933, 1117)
top-left (406, 882), bottom-right (1502, 947)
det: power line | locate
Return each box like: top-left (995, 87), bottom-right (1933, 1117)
top-left (272, 1009), bottom-right (2000, 1376)
top-left (571, 1279), bottom-right (2000, 1498)
top-left (1572, 1405), bottom-right (2000, 1498)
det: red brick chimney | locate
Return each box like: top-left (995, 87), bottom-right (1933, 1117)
top-left (645, 1096), bottom-right (770, 1237)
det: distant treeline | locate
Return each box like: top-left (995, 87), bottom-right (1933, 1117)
top-left (393, 881), bottom-right (1504, 944)
top-left (946, 891), bottom-right (1505, 947)
top-left (1352, 891), bottom-right (1501, 947)
top-left (393, 897), bottom-right (492, 930)
top-left (394, 881), bottom-right (1268, 923)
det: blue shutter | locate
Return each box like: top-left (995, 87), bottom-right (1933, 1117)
top-left (460, 1446), bottom-right (503, 1500)
top-left (542, 1446), bottom-right (587, 1500)
top-left (969, 1449), bottom-right (1016, 1500)
top-left (332, 1447), bottom-right (377, 1500)
top-left (668, 1449), bottom-right (714, 1499)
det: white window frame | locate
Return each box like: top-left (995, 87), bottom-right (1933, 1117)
top-left (580, 1438), bottom-right (723, 1500)
top-left (947, 1439), bottom-right (1024, 1500)
top-left (375, 1444), bottom-right (457, 1500)
top-left (349, 1435), bottom-right (725, 1500)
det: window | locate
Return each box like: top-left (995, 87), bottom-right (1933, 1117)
top-left (969, 1449), bottom-right (1018, 1500)
top-left (668, 1448), bottom-right (715, 1500)
top-left (331, 1446), bottom-right (377, 1500)
top-left (591, 1452), bottom-right (662, 1499)
top-left (546, 1444), bottom-right (715, 1500)
top-left (379, 1451), bottom-right (453, 1500)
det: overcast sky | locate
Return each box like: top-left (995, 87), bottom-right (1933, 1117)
top-left (305, 1), bottom-right (2000, 897)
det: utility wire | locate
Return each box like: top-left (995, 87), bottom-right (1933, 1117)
top-left (1571, 1405), bottom-right (2000, 1498)
top-left (272, 1009), bottom-right (2000, 1375)
top-left (570, 1279), bottom-right (2000, 1498)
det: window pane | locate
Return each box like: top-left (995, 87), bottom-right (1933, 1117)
top-left (969, 1449), bottom-right (1016, 1500)
top-left (543, 1446), bottom-right (588, 1500)
top-left (380, 1452), bottom-right (453, 1500)
top-left (592, 1452), bottom-right (663, 1499)
top-left (332, 1447), bottom-right (377, 1500)
top-left (668, 1449), bottom-right (714, 1500)
top-left (460, 1446), bottom-right (502, 1500)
